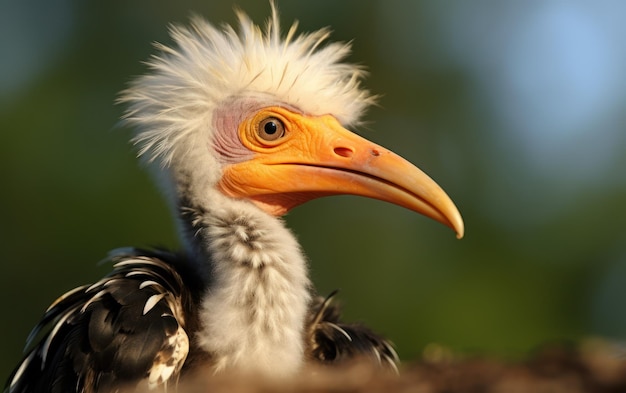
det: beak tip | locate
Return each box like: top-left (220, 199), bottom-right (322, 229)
top-left (449, 211), bottom-right (464, 240)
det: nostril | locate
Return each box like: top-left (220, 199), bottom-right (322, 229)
top-left (371, 149), bottom-right (380, 157)
top-left (334, 147), bottom-right (353, 158)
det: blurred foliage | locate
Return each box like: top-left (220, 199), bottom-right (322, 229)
top-left (1, 0), bottom-right (625, 383)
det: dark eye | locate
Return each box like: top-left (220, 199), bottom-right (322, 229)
top-left (257, 117), bottom-right (285, 141)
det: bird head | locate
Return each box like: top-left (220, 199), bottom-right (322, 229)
top-left (120, 4), bottom-right (464, 238)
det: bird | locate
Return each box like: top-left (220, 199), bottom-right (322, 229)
top-left (5, 4), bottom-right (463, 393)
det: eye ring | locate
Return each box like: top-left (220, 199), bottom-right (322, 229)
top-left (257, 117), bottom-right (286, 142)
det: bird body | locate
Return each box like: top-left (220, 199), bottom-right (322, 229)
top-left (6, 4), bottom-right (463, 392)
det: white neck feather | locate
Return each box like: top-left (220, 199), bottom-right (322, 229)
top-left (182, 188), bottom-right (311, 377)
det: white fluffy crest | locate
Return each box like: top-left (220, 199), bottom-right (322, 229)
top-left (120, 4), bottom-right (375, 165)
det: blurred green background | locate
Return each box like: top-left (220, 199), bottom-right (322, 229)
top-left (1, 0), bottom-right (625, 382)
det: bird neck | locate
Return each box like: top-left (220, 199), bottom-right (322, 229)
top-left (178, 187), bottom-right (312, 377)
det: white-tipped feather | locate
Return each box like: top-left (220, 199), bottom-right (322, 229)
top-left (143, 293), bottom-right (166, 315)
top-left (9, 352), bottom-right (35, 390)
top-left (40, 306), bottom-right (81, 368)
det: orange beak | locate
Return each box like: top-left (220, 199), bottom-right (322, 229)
top-left (218, 107), bottom-right (464, 238)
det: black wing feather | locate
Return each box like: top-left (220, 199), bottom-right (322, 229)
top-left (5, 248), bottom-right (201, 393)
top-left (307, 291), bottom-right (399, 372)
